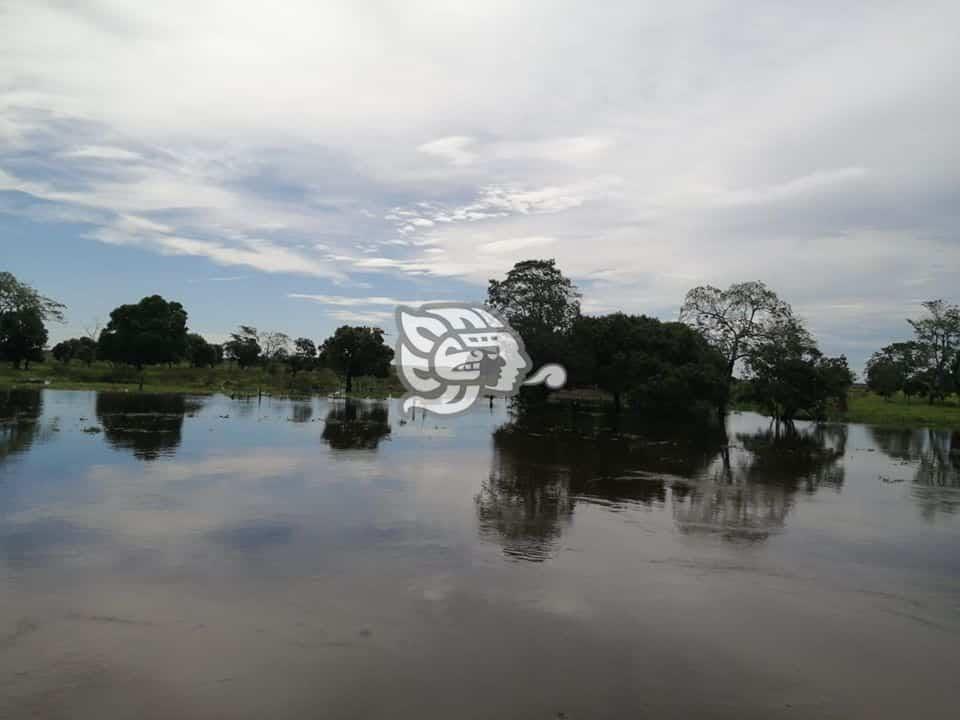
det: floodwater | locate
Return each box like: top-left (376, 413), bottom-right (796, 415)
top-left (1, 390), bottom-right (958, 719)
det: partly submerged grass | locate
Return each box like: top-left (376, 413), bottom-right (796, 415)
top-left (0, 362), bottom-right (403, 398)
top-left (3, 364), bottom-right (959, 427)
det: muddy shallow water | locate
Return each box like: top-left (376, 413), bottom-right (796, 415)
top-left (1, 389), bottom-right (958, 719)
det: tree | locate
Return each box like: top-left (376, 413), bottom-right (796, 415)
top-left (568, 313), bottom-right (726, 414)
top-left (260, 331), bottom-right (291, 362)
top-left (319, 326), bottom-right (393, 393)
top-left (51, 337), bottom-right (98, 365)
top-left (865, 341), bottom-right (924, 400)
top-left (0, 308), bottom-right (47, 369)
top-left (0, 272), bottom-right (64, 369)
top-left (287, 337), bottom-right (317, 375)
top-left (743, 318), bottom-right (852, 424)
top-left (97, 295), bottom-right (189, 370)
top-left (0, 271), bottom-right (65, 322)
top-left (223, 326), bottom-right (262, 369)
top-left (74, 336), bottom-right (98, 365)
top-left (185, 333), bottom-right (222, 368)
top-left (487, 259), bottom-right (581, 363)
top-left (865, 357), bottom-right (902, 400)
top-left (907, 300), bottom-right (960, 403)
top-left (679, 281), bottom-right (794, 410)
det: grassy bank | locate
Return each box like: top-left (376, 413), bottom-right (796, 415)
top-left (0, 362), bottom-right (404, 398)
top-left (841, 388), bottom-right (960, 428)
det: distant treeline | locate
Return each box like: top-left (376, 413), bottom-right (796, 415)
top-left (2, 263), bottom-right (958, 420)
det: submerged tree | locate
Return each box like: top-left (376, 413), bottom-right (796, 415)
top-left (679, 281), bottom-right (794, 410)
top-left (487, 259), bottom-right (581, 364)
top-left (319, 326), bottom-right (393, 393)
top-left (567, 313), bottom-right (726, 414)
top-left (743, 318), bottom-right (853, 424)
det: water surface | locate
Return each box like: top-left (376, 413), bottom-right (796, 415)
top-left (1, 389), bottom-right (958, 719)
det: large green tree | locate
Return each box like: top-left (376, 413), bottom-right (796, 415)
top-left (97, 295), bottom-right (189, 369)
top-left (223, 326), bottom-right (262, 369)
top-left (319, 326), bottom-right (393, 393)
top-left (487, 259), bottom-right (581, 364)
top-left (865, 341), bottom-right (924, 400)
top-left (0, 272), bottom-right (65, 369)
top-left (0, 308), bottom-right (47, 369)
top-left (185, 333), bottom-right (222, 368)
top-left (744, 318), bottom-right (853, 424)
top-left (907, 300), bottom-right (960, 403)
top-left (568, 313), bottom-right (726, 414)
top-left (51, 337), bottom-right (98, 365)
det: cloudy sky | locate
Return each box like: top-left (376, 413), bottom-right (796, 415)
top-left (2, 0), bottom-right (958, 370)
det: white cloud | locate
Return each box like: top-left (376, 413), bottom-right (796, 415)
top-left (288, 294), bottom-right (451, 307)
top-left (60, 145), bottom-right (142, 161)
top-left (418, 136), bottom-right (477, 166)
top-left (478, 236), bottom-right (556, 254)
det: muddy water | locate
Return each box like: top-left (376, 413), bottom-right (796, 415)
top-left (0, 389), bottom-right (958, 719)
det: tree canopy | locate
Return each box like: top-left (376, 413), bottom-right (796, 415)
top-left (0, 308), bottom-right (47, 369)
top-left (223, 326), bottom-right (262, 369)
top-left (52, 337), bottom-right (98, 365)
top-left (488, 259), bottom-right (580, 333)
top-left (568, 313), bottom-right (726, 414)
top-left (0, 272), bottom-right (64, 369)
top-left (97, 295), bottom-right (189, 369)
top-left (487, 259), bottom-right (581, 365)
top-left (907, 300), bottom-right (960, 402)
top-left (0, 271), bottom-right (66, 322)
top-left (319, 326), bottom-right (393, 393)
top-left (185, 333), bottom-right (222, 368)
top-left (743, 318), bottom-right (853, 423)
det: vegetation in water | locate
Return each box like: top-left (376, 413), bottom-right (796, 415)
top-left (1, 265), bottom-right (958, 427)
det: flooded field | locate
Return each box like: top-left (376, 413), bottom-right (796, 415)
top-left (1, 389), bottom-right (958, 719)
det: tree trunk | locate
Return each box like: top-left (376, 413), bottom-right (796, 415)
top-left (613, 391), bottom-right (622, 413)
top-left (345, 372), bottom-right (353, 394)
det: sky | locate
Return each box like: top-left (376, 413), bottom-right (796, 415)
top-left (1, 0), bottom-right (958, 372)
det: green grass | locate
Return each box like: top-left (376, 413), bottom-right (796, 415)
top-left (0, 361), bottom-right (404, 398)
top-left (841, 388), bottom-right (960, 428)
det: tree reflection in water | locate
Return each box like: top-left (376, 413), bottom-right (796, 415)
top-left (869, 426), bottom-right (960, 519)
top-left (478, 408), bottom-right (850, 559)
top-left (321, 400), bottom-right (391, 450)
top-left (95, 392), bottom-right (204, 461)
top-left (290, 400), bottom-right (314, 424)
top-left (0, 389), bottom-right (48, 463)
top-left (673, 424), bottom-right (847, 542)
top-left (477, 409), bottom-right (726, 561)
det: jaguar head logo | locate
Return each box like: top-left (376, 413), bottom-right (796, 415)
top-left (395, 303), bottom-right (565, 416)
